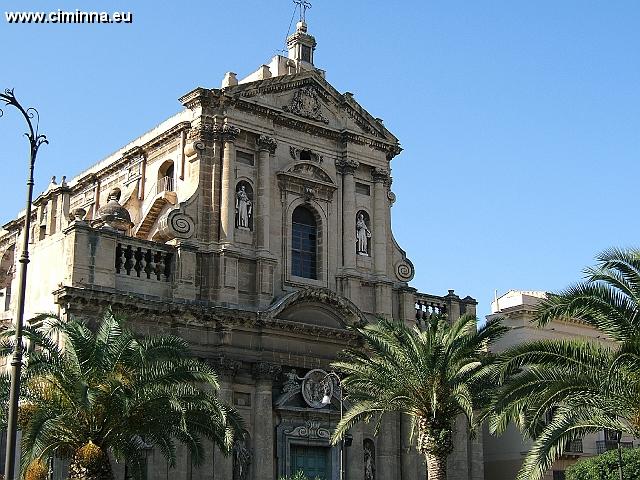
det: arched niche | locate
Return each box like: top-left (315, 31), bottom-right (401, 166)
top-left (235, 180), bottom-right (254, 231)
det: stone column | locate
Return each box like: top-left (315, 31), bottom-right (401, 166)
top-left (336, 159), bottom-right (359, 271)
top-left (346, 423), bottom-right (365, 480)
top-left (252, 362), bottom-right (281, 480)
top-left (220, 124), bottom-right (240, 244)
top-left (377, 412), bottom-right (400, 479)
top-left (215, 377), bottom-right (234, 479)
top-left (400, 413), bottom-right (418, 478)
top-left (256, 135), bottom-right (277, 252)
top-left (372, 168), bottom-right (389, 276)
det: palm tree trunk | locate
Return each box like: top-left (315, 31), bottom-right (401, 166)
top-left (425, 453), bottom-right (447, 480)
top-left (68, 456), bottom-right (114, 480)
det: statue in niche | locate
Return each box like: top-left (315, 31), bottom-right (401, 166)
top-left (356, 212), bottom-right (371, 256)
top-left (233, 432), bottom-right (252, 480)
top-left (364, 440), bottom-right (376, 480)
top-left (235, 184), bottom-right (252, 230)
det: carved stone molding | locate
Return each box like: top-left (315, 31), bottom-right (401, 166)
top-left (256, 135), bottom-right (278, 154)
top-left (222, 124), bottom-right (241, 143)
top-left (371, 167), bottom-right (390, 183)
top-left (385, 144), bottom-right (402, 161)
top-left (179, 87), bottom-right (212, 110)
top-left (284, 420), bottom-right (331, 440)
top-left (252, 362), bottom-right (282, 381)
top-left (282, 87), bottom-right (329, 124)
top-left (335, 158), bottom-right (359, 176)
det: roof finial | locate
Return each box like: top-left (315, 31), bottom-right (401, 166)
top-left (294, 0), bottom-right (312, 23)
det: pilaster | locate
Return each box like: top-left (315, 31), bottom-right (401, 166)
top-left (377, 412), bottom-right (400, 479)
top-left (220, 124), bottom-right (240, 244)
top-left (337, 158), bottom-right (359, 272)
top-left (251, 362), bottom-right (281, 480)
top-left (371, 167), bottom-right (389, 277)
top-left (256, 135), bottom-right (277, 252)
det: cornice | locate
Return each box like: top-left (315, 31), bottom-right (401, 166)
top-left (53, 286), bottom-right (362, 340)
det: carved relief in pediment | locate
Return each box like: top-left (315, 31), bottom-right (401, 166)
top-left (282, 87), bottom-right (329, 124)
top-left (286, 163), bottom-right (332, 184)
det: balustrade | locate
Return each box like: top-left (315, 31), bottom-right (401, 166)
top-left (115, 241), bottom-right (173, 281)
top-left (415, 293), bottom-right (447, 325)
top-left (156, 175), bottom-right (174, 195)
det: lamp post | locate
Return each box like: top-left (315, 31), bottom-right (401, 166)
top-left (0, 88), bottom-right (48, 480)
top-left (615, 430), bottom-right (624, 480)
top-left (321, 371), bottom-right (345, 480)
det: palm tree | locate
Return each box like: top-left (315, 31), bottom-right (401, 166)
top-left (331, 314), bottom-right (507, 480)
top-left (0, 309), bottom-right (244, 480)
top-left (489, 248), bottom-right (640, 480)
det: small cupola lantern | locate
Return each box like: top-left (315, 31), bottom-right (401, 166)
top-left (96, 188), bottom-right (133, 234)
top-left (287, 1), bottom-right (316, 68)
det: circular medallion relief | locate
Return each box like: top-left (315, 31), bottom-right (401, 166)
top-left (301, 369), bottom-right (332, 409)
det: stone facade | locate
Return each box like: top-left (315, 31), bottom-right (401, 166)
top-left (0, 21), bottom-right (481, 480)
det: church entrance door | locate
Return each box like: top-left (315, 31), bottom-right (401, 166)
top-left (290, 445), bottom-right (330, 480)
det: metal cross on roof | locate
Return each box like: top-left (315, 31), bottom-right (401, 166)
top-left (294, 0), bottom-right (312, 23)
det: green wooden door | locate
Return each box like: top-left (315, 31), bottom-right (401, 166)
top-left (290, 445), bottom-right (330, 480)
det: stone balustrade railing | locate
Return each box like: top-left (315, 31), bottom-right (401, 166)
top-left (115, 239), bottom-right (173, 281)
top-left (415, 292), bottom-right (447, 323)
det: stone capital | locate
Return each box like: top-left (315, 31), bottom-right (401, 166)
top-left (256, 135), bottom-right (278, 154)
top-left (371, 167), bottom-right (390, 183)
top-left (252, 362), bottom-right (282, 381)
top-left (221, 124), bottom-right (240, 143)
top-left (336, 158), bottom-right (359, 176)
top-left (209, 356), bottom-right (242, 379)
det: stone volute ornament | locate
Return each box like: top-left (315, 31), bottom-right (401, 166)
top-left (96, 188), bottom-right (133, 233)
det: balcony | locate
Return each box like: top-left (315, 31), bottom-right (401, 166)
top-left (596, 440), bottom-right (634, 454)
top-left (156, 175), bottom-right (174, 195)
top-left (562, 439), bottom-right (583, 457)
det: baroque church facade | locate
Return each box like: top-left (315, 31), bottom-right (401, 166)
top-left (0, 19), bottom-right (481, 480)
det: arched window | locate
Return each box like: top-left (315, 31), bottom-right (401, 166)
top-left (157, 161), bottom-right (175, 193)
top-left (292, 206), bottom-right (317, 279)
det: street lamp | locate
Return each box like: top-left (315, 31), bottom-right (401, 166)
top-left (615, 430), bottom-right (624, 480)
top-left (0, 88), bottom-right (48, 480)
top-left (322, 371), bottom-right (346, 480)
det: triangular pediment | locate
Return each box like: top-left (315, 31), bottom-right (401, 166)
top-left (226, 72), bottom-right (399, 145)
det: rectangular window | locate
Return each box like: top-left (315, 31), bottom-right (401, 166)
top-left (236, 150), bottom-right (255, 166)
top-left (355, 182), bottom-right (371, 196)
top-left (301, 45), bottom-right (312, 63)
top-left (552, 471), bottom-right (565, 480)
top-left (292, 222), bottom-right (317, 279)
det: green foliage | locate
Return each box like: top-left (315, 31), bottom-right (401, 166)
top-left (0, 308), bottom-right (244, 480)
top-left (566, 447), bottom-right (640, 480)
top-left (489, 248), bottom-right (640, 480)
top-left (332, 314), bottom-right (506, 477)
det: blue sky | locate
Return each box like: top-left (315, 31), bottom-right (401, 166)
top-left (1, 1), bottom-right (639, 318)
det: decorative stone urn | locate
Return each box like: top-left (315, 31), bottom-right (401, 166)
top-left (96, 188), bottom-right (133, 233)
